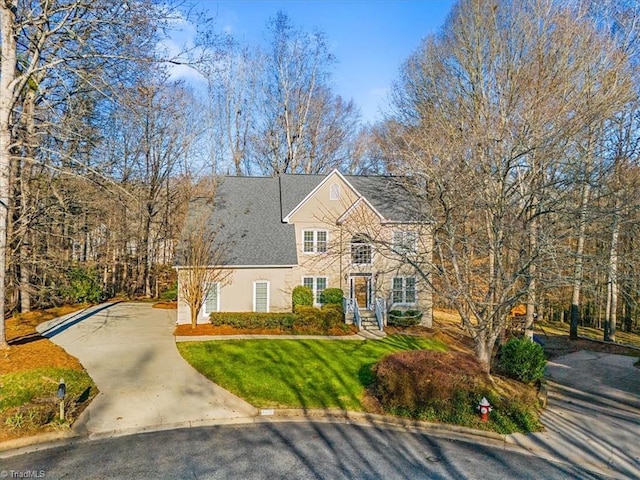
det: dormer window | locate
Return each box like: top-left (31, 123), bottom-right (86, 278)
top-left (330, 183), bottom-right (340, 201)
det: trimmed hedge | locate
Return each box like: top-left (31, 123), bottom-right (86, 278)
top-left (210, 306), bottom-right (348, 335)
top-left (388, 310), bottom-right (423, 327)
top-left (210, 312), bottom-right (296, 330)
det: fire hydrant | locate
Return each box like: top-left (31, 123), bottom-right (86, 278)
top-left (477, 397), bottom-right (492, 422)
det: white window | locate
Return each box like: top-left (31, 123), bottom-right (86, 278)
top-left (330, 183), bottom-right (340, 200)
top-left (392, 277), bottom-right (416, 304)
top-left (393, 231), bottom-right (418, 254)
top-left (302, 276), bottom-right (328, 304)
top-left (203, 282), bottom-right (220, 315)
top-left (351, 235), bottom-right (372, 265)
top-left (302, 230), bottom-right (328, 253)
top-left (254, 281), bottom-right (269, 312)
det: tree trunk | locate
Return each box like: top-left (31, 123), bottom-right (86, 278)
top-left (570, 181), bottom-right (590, 340)
top-left (474, 330), bottom-right (493, 374)
top-left (604, 203), bottom-right (619, 342)
top-left (0, 2), bottom-right (17, 349)
top-left (525, 216), bottom-right (538, 341)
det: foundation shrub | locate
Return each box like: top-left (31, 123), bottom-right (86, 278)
top-left (388, 310), bottom-right (422, 327)
top-left (319, 288), bottom-right (344, 308)
top-left (210, 312), bottom-right (297, 330)
top-left (209, 307), bottom-right (346, 335)
top-left (292, 286), bottom-right (314, 311)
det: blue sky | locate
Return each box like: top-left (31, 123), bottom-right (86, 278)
top-left (193, 0), bottom-right (455, 124)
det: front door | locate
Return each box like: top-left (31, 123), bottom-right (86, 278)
top-left (351, 275), bottom-right (370, 309)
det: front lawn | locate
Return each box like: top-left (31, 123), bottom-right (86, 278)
top-left (177, 336), bottom-right (446, 411)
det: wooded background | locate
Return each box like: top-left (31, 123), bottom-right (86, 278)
top-left (1, 0), bottom-right (639, 354)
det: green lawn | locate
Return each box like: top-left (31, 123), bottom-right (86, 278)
top-left (177, 336), bottom-right (447, 411)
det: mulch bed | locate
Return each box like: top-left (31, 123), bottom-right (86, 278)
top-left (2, 308), bottom-right (86, 374)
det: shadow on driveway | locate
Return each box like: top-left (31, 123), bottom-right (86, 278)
top-left (38, 302), bottom-right (121, 339)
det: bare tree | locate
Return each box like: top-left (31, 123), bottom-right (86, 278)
top-left (201, 37), bottom-right (260, 175)
top-left (387, 0), bottom-right (633, 371)
top-left (0, 0), bottom-right (194, 348)
top-left (177, 187), bottom-right (231, 329)
top-left (254, 11), bottom-right (339, 174)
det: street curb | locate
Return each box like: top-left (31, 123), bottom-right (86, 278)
top-left (0, 408), bottom-right (511, 458)
top-left (0, 430), bottom-right (77, 454)
top-left (576, 335), bottom-right (640, 353)
top-left (255, 408), bottom-right (507, 442)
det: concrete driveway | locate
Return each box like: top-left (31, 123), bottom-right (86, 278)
top-left (508, 351), bottom-right (640, 479)
top-left (37, 302), bottom-right (257, 438)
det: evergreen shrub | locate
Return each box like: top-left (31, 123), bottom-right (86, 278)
top-left (497, 338), bottom-right (547, 384)
top-left (292, 286), bottom-right (313, 311)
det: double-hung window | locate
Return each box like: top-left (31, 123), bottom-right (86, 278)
top-left (392, 277), bottom-right (416, 304)
top-left (254, 281), bottom-right (269, 312)
top-left (303, 276), bottom-right (327, 304)
top-left (303, 230), bottom-right (328, 253)
top-left (203, 282), bottom-right (220, 315)
top-left (393, 231), bottom-right (418, 254)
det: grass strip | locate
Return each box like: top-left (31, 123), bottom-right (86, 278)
top-left (178, 336), bottom-right (446, 411)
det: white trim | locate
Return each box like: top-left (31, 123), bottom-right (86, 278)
top-left (330, 183), bottom-right (341, 200)
top-left (302, 229), bottom-right (329, 254)
top-left (302, 275), bottom-right (328, 305)
top-left (391, 276), bottom-right (417, 306)
top-left (253, 280), bottom-right (270, 313)
top-left (349, 274), bottom-right (373, 310)
top-left (350, 234), bottom-right (374, 266)
top-left (283, 169), bottom-right (361, 222)
top-left (202, 282), bottom-right (220, 316)
top-left (336, 196), bottom-right (385, 225)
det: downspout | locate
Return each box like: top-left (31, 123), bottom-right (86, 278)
top-left (339, 225), bottom-right (343, 290)
top-left (278, 173), bottom-right (284, 222)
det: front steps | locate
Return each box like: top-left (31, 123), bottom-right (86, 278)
top-left (358, 310), bottom-right (386, 337)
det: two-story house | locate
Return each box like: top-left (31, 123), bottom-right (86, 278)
top-left (175, 170), bottom-right (433, 330)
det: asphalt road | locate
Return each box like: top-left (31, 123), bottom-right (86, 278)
top-left (0, 422), bottom-right (607, 480)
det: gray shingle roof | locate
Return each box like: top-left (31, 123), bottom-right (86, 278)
top-left (176, 172), bottom-right (429, 267)
top-left (208, 176), bottom-right (298, 266)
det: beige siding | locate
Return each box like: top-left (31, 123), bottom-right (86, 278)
top-left (176, 267), bottom-right (294, 324)
top-left (177, 171), bottom-right (434, 327)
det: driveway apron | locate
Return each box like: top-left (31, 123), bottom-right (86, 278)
top-left (37, 302), bottom-right (257, 437)
top-left (508, 351), bottom-right (640, 479)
